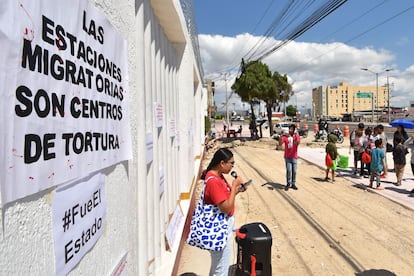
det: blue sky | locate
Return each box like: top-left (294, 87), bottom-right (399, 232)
top-left (194, 0), bottom-right (414, 113)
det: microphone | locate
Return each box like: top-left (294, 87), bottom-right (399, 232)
top-left (231, 171), bottom-right (237, 178)
top-left (231, 171), bottom-right (252, 192)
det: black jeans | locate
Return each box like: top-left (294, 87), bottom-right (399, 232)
top-left (362, 162), bottom-right (371, 176)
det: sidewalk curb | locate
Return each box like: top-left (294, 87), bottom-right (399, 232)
top-left (298, 147), bottom-right (414, 211)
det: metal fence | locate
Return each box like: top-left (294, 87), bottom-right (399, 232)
top-left (180, 0), bottom-right (204, 83)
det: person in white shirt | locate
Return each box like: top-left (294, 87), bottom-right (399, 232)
top-left (376, 124), bottom-right (388, 178)
top-left (403, 134), bottom-right (414, 193)
top-left (349, 123), bottom-right (364, 175)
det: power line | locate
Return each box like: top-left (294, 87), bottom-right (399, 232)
top-left (218, 0), bottom-right (283, 76)
top-left (243, 0), bottom-right (347, 62)
top-left (319, 0), bottom-right (389, 42)
top-left (244, 0), bottom-right (297, 61)
top-left (285, 4), bottom-right (414, 74)
top-left (209, 0), bottom-right (348, 77)
top-left (254, 0), bottom-right (349, 61)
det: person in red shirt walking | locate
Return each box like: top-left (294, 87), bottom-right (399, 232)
top-left (279, 124), bottom-right (301, 190)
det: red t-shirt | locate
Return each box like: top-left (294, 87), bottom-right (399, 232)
top-left (281, 133), bottom-right (300, 158)
top-left (203, 171), bottom-right (234, 216)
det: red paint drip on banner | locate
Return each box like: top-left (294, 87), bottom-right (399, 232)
top-left (20, 4), bottom-right (35, 42)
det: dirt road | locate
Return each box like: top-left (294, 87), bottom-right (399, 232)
top-left (177, 139), bottom-right (414, 275)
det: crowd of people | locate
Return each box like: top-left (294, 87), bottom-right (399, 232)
top-left (189, 121), bottom-right (414, 275)
top-left (348, 122), bottom-right (414, 191)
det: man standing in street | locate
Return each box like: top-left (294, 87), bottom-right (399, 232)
top-left (279, 124), bottom-right (301, 190)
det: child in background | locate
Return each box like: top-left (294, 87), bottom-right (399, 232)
top-left (325, 134), bottom-right (338, 182)
top-left (370, 139), bottom-right (387, 190)
top-left (360, 127), bottom-right (373, 178)
top-left (393, 136), bottom-right (408, 186)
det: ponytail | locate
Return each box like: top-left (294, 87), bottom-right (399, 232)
top-left (201, 169), bottom-right (208, 180)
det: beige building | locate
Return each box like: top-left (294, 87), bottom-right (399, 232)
top-left (313, 82), bottom-right (388, 121)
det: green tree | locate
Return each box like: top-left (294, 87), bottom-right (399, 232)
top-left (232, 60), bottom-right (293, 136)
top-left (231, 60), bottom-right (273, 137)
top-left (286, 105), bottom-right (297, 117)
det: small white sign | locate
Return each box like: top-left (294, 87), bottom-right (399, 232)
top-left (168, 118), bottom-right (176, 138)
top-left (52, 173), bottom-right (106, 275)
top-left (165, 206), bottom-right (183, 251)
top-left (154, 102), bottom-right (164, 128)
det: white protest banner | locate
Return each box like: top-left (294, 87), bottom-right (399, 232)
top-left (52, 173), bottom-right (106, 275)
top-left (0, 0), bottom-right (132, 204)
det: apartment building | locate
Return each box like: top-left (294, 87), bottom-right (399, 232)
top-left (313, 82), bottom-right (387, 120)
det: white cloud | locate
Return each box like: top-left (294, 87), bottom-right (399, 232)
top-left (199, 33), bottom-right (413, 111)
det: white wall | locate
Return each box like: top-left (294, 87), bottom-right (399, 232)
top-left (0, 0), bottom-right (204, 275)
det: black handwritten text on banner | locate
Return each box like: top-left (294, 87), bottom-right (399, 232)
top-left (0, 0), bottom-right (131, 204)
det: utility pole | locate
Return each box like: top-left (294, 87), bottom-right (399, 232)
top-left (352, 92), bottom-right (355, 122)
top-left (361, 68), bottom-right (392, 123)
top-left (376, 72), bottom-right (378, 122)
top-left (281, 90), bottom-right (287, 119)
top-left (223, 72), bottom-right (229, 134)
top-left (385, 69), bottom-right (393, 122)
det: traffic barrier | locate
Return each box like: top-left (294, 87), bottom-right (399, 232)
top-left (343, 125), bottom-right (349, 137)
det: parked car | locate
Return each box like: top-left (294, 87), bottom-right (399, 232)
top-left (231, 115), bottom-right (245, 121)
top-left (256, 118), bottom-right (267, 125)
top-left (273, 122), bottom-right (290, 135)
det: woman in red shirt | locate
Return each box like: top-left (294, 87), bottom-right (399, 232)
top-left (201, 148), bottom-right (244, 275)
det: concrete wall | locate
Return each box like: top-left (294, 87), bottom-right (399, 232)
top-left (0, 0), bottom-right (205, 275)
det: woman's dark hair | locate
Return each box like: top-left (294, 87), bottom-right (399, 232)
top-left (375, 138), bottom-right (382, 148)
top-left (365, 127), bottom-right (372, 136)
top-left (397, 125), bottom-right (406, 134)
top-left (201, 148), bottom-right (233, 179)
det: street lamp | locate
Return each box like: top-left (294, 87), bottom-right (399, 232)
top-left (361, 68), bottom-right (392, 123)
top-left (385, 70), bottom-right (393, 122)
top-left (222, 72), bottom-right (229, 133)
